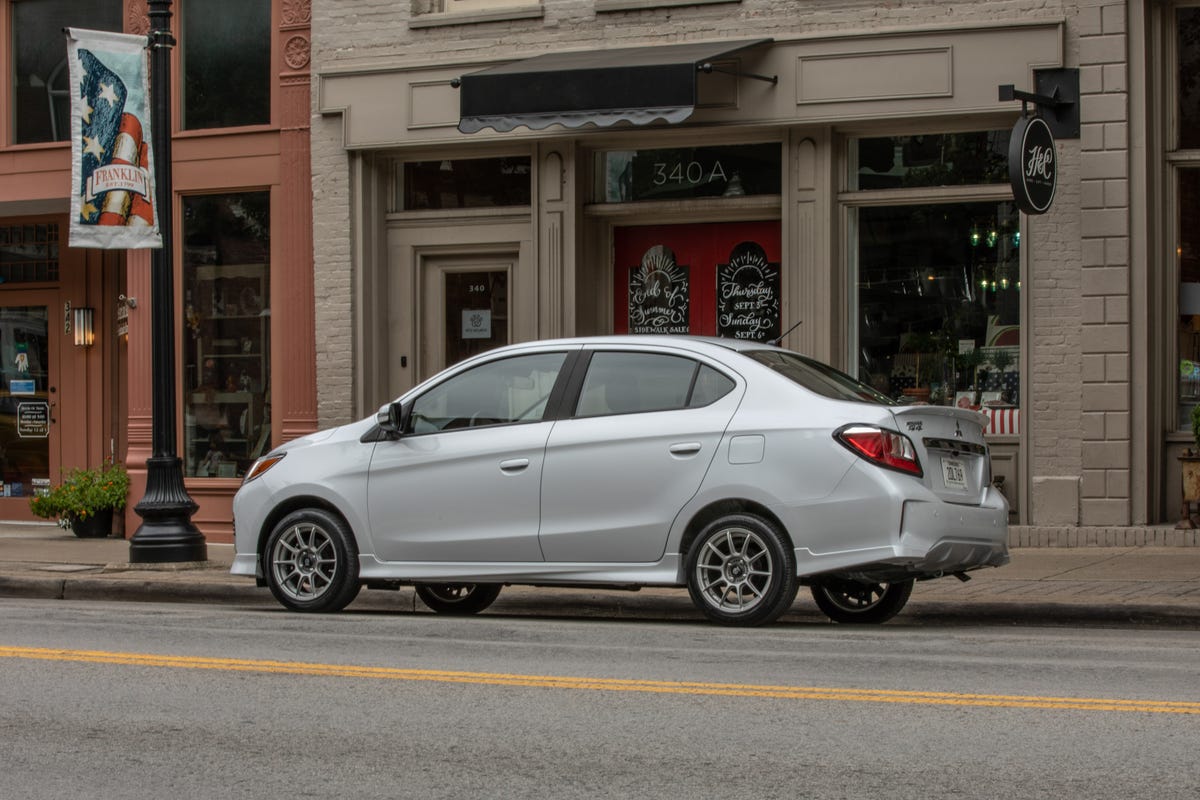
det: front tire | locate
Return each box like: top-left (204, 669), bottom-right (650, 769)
top-left (415, 583), bottom-right (502, 615)
top-left (810, 578), bottom-right (913, 624)
top-left (685, 513), bottom-right (798, 626)
top-left (264, 508), bottom-right (361, 612)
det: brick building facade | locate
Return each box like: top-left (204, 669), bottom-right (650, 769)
top-left (304, 0), bottom-right (1193, 542)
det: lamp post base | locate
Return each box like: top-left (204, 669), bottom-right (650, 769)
top-left (129, 455), bottom-right (206, 563)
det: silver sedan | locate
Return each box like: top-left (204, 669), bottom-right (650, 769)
top-left (232, 336), bottom-right (1008, 625)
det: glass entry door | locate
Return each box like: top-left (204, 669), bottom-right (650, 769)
top-left (0, 296), bottom-right (59, 510)
top-left (421, 256), bottom-right (512, 379)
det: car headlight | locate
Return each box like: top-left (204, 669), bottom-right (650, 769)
top-left (242, 453), bottom-right (285, 484)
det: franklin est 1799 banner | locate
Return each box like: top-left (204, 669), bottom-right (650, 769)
top-left (67, 28), bottom-right (161, 249)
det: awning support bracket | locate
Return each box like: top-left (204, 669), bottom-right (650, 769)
top-left (698, 62), bottom-right (778, 85)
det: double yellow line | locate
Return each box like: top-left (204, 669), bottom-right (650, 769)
top-left (2, 645), bottom-right (1197, 715)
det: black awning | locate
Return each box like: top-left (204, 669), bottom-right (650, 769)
top-left (457, 39), bottom-right (773, 134)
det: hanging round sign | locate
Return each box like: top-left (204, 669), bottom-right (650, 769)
top-left (1008, 115), bottom-right (1057, 215)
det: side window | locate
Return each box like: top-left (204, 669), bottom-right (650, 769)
top-left (688, 365), bottom-right (735, 407)
top-left (576, 352), bottom-right (714, 416)
top-left (409, 352), bottom-right (567, 433)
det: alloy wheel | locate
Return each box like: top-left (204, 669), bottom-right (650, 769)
top-left (693, 526), bottom-right (774, 613)
top-left (270, 521), bottom-right (338, 603)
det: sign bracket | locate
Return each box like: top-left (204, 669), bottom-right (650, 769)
top-left (998, 67), bottom-right (1079, 139)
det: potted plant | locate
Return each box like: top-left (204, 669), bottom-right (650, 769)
top-left (956, 347), bottom-right (987, 405)
top-left (899, 331), bottom-right (938, 402)
top-left (1178, 405), bottom-right (1200, 529)
top-left (29, 461), bottom-right (130, 538)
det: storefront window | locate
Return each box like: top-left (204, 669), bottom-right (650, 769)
top-left (182, 193), bottom-right (270, 479)
top-left (402, 157), bottom-right (531, 209)
top-left (853, 131), bottom-right (1010, 190)
top-left (181, 0), bottom-right (270, 130)
top-left (855, 200), bottom-right (1021, 419)
top-left (595, 144), bottom-right (781, 203)
top-left (11, 0), bottom-right (122, 144)
top-left (1178, 170), bottom-right (1200, 427)
top-left (1179, 7), bottom-right (1200, 150)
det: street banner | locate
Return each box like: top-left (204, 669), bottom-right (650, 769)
top-left (66, 28), bottom-right (161, 249)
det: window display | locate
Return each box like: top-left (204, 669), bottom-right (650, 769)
top-left (1179, 170), bottom-right (1200, 429)
top-left (854, 190), bottom-right (1020, 435)
top-left (182, 193), bottom-right (271, 479)
top-left (857, 201), bottom-right (1020, 403)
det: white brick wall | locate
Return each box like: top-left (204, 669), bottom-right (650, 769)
top-left (1077, 0), bottom-right (1131, 525)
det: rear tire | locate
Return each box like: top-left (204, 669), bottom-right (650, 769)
top-left (685, 513), bottom-right (798, 626)
top-left (264, 508), bottom-right (361, 612)
top-left (810, 578), bottom-right (913, 624)
top-left (415, 583), bottom-right (502, 615)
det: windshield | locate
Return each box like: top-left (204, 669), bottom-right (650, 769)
top-left (745, 350), bottom-right (897, 405)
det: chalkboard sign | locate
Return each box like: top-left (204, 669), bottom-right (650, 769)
top-left (717, 242), bottom-right (780, 341)
top-left (629, 245), bottom-right (690, 334)
top-left (16, 401), bottom-right (49, 438)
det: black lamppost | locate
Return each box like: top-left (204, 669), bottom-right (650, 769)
top-left (129, 0), bottom-right (206, 563)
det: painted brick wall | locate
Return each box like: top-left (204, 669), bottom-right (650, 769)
top-left (1029, 140), bottom-right (1084, 502)
top-left (1076, 0), bottom-right (1132, 525)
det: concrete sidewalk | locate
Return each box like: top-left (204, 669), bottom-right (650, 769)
top-left (1, 521), bottom-right (1199, 626)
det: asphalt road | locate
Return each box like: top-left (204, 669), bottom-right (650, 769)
top-left (2, 599), bottom-right (1198, 800)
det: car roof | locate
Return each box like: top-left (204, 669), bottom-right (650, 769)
top-left (501, 334), bottom-right (785, 357)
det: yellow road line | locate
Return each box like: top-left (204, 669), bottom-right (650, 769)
top-left (2, 645), bottom-right (1197, 714)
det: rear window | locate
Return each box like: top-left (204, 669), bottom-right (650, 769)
top-left (745, 350), bottom-right (897, 405)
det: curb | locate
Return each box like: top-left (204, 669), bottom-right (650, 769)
top-left (3, 573), bottom-right (1200, 627)
top-left (0, 574), bottom-right (266, 605)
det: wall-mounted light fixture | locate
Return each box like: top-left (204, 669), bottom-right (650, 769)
top-left (73, 307), bottom-right (95, 347)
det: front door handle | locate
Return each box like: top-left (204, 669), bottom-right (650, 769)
top-left (669, 442), bottom-right (702, 457)
top-left (499, 458), bottom-right (530, 473)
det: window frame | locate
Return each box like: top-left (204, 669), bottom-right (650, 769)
top-left (840, 127), bottom-right (1024, 413)
top-left (178, 0), bottom-right (273, 133)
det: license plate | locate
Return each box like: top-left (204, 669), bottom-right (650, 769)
top-left (941, 457), bottom-right (967, 490)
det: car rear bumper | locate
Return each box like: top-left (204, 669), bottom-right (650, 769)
top-left (792, 489), bottom-right (1009, 581)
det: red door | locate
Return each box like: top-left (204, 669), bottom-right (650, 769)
top-left (613, 221), bottom-right (781, 339)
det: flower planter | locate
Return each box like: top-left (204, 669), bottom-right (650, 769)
top-left (70, 508), bottom-right (114, 539)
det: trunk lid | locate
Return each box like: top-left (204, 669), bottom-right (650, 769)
top-left (890, 405), bottom-right (991, 505)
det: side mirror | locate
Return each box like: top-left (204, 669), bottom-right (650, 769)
top-left (376, 400), bottom-right (410, 434)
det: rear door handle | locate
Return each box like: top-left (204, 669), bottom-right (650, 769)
top-left (499, 458), bottom-right (530, 473)
top-left (669, 442), bottom-right (702, 457)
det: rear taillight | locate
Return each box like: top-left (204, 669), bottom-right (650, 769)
top-left (835, 425), bottom-right (923, 477)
